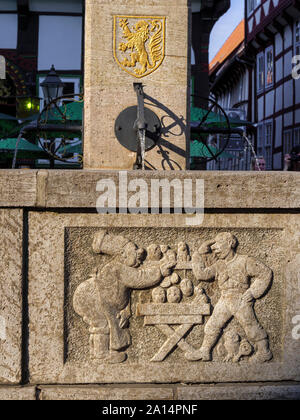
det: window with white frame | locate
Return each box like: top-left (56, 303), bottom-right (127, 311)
top-left (257, 122), bottom-right (273, 170)
top-left (257, 47), bottom-right (274, 92)
top-left (265, 46), bottom-right (274, 88)
top-left (257, 52), bottom-right (264, 92)
top-left (283, 129), bottom-right (293, 156)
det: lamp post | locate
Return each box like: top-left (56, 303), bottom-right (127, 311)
top-left (40, 65), bottom-right (65, 105)
top-left (40, 65), bottom-right (64, 168)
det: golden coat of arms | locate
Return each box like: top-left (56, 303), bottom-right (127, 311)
top-left (113, 16), bottom-right (166, 78)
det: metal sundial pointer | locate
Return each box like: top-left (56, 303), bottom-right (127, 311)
top-left (133, 83), bottom-right (146, 130)
top-left (114, 84), bottom-right (161, 170)
top-left (133, 83), bottom-right (146, 170)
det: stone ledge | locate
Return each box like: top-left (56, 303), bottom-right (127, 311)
top-left (38, 385), bottom-right (174, 400)
top-left (1, 383), bottom-right (298, 400)
top-left (176, 382), bottom-right (300, 400)
top-left (0, 386), bottom-right (36, 400)
top-left (37, 383), bottom-right (300, 400)
top-left (0, 170), bottom-right (299, 209)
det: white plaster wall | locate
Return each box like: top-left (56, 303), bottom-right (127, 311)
top-left (284, 50), bottom-right (293, 78)
top-left (275, 32), bottom-right (283, 56)
top-left (276, 57), bottom-right (283, 83)
top-left (284, 25), bottom-right (292, 50)
top-left (284, 79), bottom-right (293, 109)
top-left (284, 112), bottom-right (293, 127)
top-left (275, 85), bottom-right (283, 112)
top-left (265, 90), bottom-right (274, 118)
top-left (258, 96), bottom-right (264, 121)
top-left (275, 116), bottom-right (282, 148)
top-left (273, 152), bottom-right (282, 170)
top-left (295, 79), bottom-right (300, 104)
top-left (295, 108), bottom-right (300, 124)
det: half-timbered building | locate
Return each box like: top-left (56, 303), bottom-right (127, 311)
top-left (246, 0), bottom-right (300, 169)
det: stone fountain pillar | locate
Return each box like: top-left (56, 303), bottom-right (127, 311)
top-left (84, 0), bottom-right (191, 170)
top-left (0, 0), bottom-right (299, 402)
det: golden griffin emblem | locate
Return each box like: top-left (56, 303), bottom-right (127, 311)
top-left (113, 16), bottom-right (166, 78)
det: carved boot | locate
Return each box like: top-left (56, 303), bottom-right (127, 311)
top-left (106, 350), bottom-right (127, 364)
top-left (185, 334), bottom-right (216, 361)
top-left (250, 339), bottom-right (273, 363)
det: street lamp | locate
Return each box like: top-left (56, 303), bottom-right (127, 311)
top-left (39, 65), bottom-right (64, 169)
top-left (40, 65), bottom-right (64, 105)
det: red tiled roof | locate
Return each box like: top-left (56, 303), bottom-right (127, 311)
top-left (209, 19), bottom-right (245, 73)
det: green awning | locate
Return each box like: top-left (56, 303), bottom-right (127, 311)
top-left (57, 142), bottom-right (82, 156)
top-left (191, 106), bottom-right (252, 128)
top-left (44, 101), bottom-right (83, 122)
top-left (0, 138), bottom-right (50, 160)
top-left (31, 101), bottom-right (83, 141)
top-left (0, 112), bottom-right (40, 140)
top-left (190, 140), bottom-right (234, 159)
top-left (0, 113), bottom-right (20, 139)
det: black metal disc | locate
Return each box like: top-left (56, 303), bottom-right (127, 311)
top-left (115, 106), bottom-right (161, 152)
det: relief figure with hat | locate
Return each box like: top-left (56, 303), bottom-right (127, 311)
top-left (73, 230), bottom-right (175, 364)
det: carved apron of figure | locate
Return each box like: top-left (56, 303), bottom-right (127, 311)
top-left (95, 260), bottom-right (131, 351)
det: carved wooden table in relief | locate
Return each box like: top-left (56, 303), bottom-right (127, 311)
top-left (136, 300), bottom-right (211, 362)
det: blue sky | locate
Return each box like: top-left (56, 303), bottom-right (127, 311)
top-left (209, 0), bottom-right (245, 62)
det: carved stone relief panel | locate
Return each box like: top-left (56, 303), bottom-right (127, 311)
top-left (28, 212), bottom-right (299, 384)
top-left (67, 227), bottom-right (282, 366)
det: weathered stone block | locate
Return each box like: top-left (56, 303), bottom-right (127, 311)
top-left (0, 170), bottom-right (37, 207)
top-left (28, 211), bottom-right (300, 384)
top-left (37, 170), bottom-right (300, 209)
top-left (0, 209), bottom-right (23, 384)
top-left (36, 383), bottom-right (300, 400)
top-left (38, 385), bottom-right (173, 400)
top-left (0, 386), bottom-right (35, 400)
top-left (0, 170), bottom-right (299, 209)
